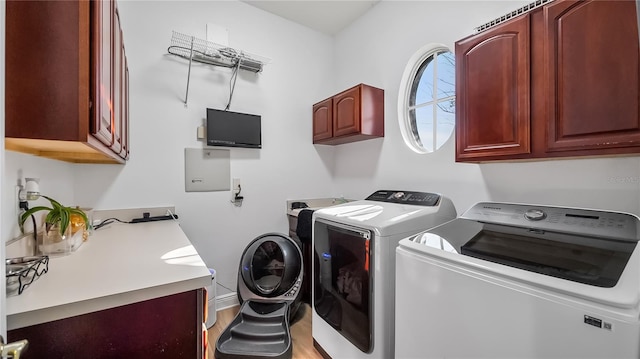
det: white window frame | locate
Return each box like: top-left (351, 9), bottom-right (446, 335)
top-left (397, 43), bottom-right (455, 154)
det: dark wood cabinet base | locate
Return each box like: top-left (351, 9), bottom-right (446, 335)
top-left (8, 289), bottom-right (204, 358)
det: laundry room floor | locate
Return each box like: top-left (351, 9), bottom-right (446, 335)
top-left (207, 303), bottom-right (323, 359)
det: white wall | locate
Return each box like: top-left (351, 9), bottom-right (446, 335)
top-left (4, 0), bottom-right (640, 301)
top-left (3, 1), bottom-right (336, 294)
top-left (330, 0), bottom-right (640, 216)
top-left (71, 1), bottom-right (336, 293)
top-left (2, 153), bottom-right (76, 241)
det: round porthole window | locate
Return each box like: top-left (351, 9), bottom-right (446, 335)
top-left (398, 44), bottom-right (456, 154)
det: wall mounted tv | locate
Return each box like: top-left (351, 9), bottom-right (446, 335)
top-left (206, 108), bottom-right (262, 149)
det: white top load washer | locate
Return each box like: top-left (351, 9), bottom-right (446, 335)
top-left (312, 190), bottom-right (456, 359)
top-left (396, 202), bottom-right (640, 358)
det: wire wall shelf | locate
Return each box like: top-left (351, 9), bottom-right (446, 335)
top-left (6, 255), bottom-right (49, 296)
top-left (167, 31), bottom-right (270, 106)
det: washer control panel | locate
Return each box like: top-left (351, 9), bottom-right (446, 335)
top-left (462, 202), bottom-right (639, 241)
top-left (365, 190), bottom-right (440, 206)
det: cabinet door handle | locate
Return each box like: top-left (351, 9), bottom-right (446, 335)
top-left (0, 335), bottom-right (28, 359)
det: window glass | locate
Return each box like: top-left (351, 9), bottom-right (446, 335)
top-left (437, 52), bottom-right (456, 98)
top-left (398, 44), bottom-right (456, 153)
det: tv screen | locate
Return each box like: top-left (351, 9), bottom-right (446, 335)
top-left (206, 108), bottom-right (262, 149)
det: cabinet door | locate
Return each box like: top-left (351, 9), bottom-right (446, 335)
top-left (313, 98), bottom-right (333, 143)
top-left (333, 86), bottom-right (361, 138)
top-left (5, 1), bottom-right (89, 142)
top-left (111, 6), bottom-right (123, 154)
top-left (544, 0), bottom-right (640, 152)
top-left (92, 0), bottom-right (114, 147)
top-left (121, 56), bottom-right (130, 160)
top-left (455, 15), bottom-right (531, 161)
top-left (7, 290), bottom-right (203, 357)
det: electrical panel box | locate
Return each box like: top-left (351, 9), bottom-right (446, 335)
top-left (184, 148), bottom-right (230, 192)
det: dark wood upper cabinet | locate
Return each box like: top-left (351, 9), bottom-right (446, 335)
top-left (455, 14), bottom-right (531, 161)
top-left (333, 86), bottom-right (362, 138)
top-left (312, 84), bottom-right (384, 145)
top-left (313, 98), bottom-right (333, 143)
top-left (93, 0), bottom-right (115, 149)
top-left (5, 0), bottom-right (129, 164)
top-left (544, 0), bottom-right (640, 152)
top-left (455, 0), bottom-right (640, 162)
top-left (111, 6), bottom-right (123, 155)
top-left (122, 63), bottom-right (130, 160)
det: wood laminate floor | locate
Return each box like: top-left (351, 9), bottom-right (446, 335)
top-left (207, 303), bottom-right (324, 359)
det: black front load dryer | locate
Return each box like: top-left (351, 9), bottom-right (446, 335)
top-left (216, 233), bottom-right (304, 359)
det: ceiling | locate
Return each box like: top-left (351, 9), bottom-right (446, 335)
top-left (241, 0), bottom-right (381, 35)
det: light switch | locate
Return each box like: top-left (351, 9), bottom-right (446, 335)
top-left (197, 125), bottom-right (205, 140)
top-left (184, 148), bottom-right (230, 192)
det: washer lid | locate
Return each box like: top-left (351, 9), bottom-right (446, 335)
top-left (400, 202), bottom-right (640, 309)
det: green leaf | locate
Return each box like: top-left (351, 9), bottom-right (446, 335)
top-left (59, 210), bottom-right (70, 236)
top-left (42, 195), bottom-right (62, 209)
top-left (46, 211), bottom-right (60, 224)
top-left (19, 206), bottom-right (53, 230)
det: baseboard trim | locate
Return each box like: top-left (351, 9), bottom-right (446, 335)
top-left (215, 292), bottom-right (239, 311)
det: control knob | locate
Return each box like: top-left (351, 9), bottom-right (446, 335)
top-left (524, 209), bottom-right (547, 221)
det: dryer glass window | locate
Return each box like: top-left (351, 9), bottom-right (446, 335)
top-left (314, 220), bottom-right (372, 353)
top-left (252, 240), bottom-right (285, 294)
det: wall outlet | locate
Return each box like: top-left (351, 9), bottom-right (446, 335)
top-left (231, 178), bottom-right (242, 205)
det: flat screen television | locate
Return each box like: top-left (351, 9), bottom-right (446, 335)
top-left (206, 108), bottom-right (262, 149)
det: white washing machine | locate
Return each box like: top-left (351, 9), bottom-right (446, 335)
top-left (312, 190), bottom-right (456, 359)
top-left (396, 202), bottom-right (640, 358)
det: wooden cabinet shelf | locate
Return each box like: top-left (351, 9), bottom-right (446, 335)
top-left (455, 0), bottom-right (640, 162)
top-left (5, 0), bottom-right (129, 164)
top-left (313, 84), bottom-right (384, 145)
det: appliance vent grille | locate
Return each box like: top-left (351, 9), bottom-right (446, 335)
top-left (476, 0), bottom-right (554, 33)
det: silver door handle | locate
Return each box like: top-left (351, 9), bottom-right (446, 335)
top-left (0, 336), bottom-right (28, 359)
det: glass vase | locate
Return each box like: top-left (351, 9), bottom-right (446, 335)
top-left (39, 223), bottom-right (72, 256)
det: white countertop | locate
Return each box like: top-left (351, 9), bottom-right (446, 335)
top-left (6, 220), bottom-right (211, 330)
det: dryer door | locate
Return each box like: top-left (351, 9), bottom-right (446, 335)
top-left (314, 219), bottom-right (373, 353)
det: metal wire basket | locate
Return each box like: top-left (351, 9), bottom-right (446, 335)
top-left (168, 31), bottom-right (269, 72)
top-left (6, 255), bottom-right (49, 295)
top-left (167, 30), bottom-right (270, 106)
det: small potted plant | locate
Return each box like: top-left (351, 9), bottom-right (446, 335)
top-left (19, 196), bottom-right (89, 254)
